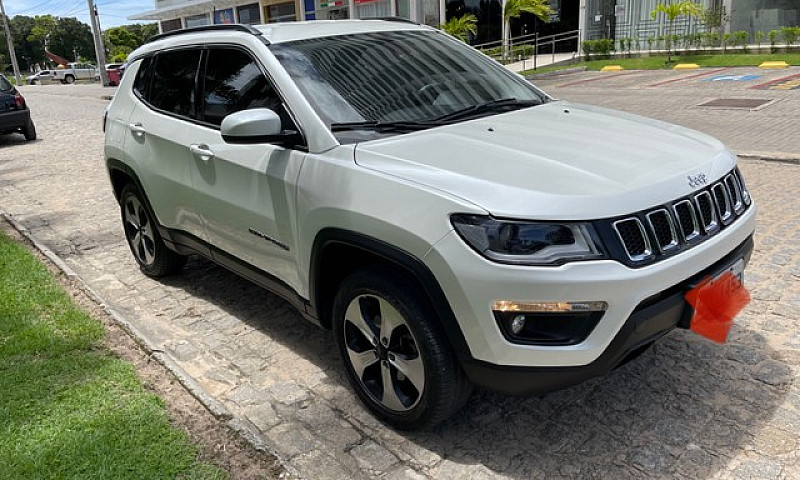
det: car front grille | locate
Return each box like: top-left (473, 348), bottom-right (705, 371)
top-left (607, 167), bottom-right (751, 266)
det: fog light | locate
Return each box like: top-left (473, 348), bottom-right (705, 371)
top-left (510, 315), bottom-right (526, 335)
top-left (492, 300), bottom-right (607, 346)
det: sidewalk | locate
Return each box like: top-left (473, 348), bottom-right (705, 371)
top-left (505, 51), bottom-right (577, 72)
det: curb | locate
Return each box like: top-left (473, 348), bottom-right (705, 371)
top-left (0, 210), bottom-right (304, 480)
top-left (736, 152), bottom-right (800, 165)
top-left (525, 66), bottom-right (587, 80)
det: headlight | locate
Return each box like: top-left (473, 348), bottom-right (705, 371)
top-left (451, 214), bottom-right (606, 266)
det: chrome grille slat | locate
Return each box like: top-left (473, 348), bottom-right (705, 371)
top-left (610, 168), bottom-right (750, 264)
top-left (712, 182), bottom-right (733, 225)
top-left (725, 173), bottom-right (745, 214)
top-left (694, 191), bottom-right (719, 234)
top-left (735, 167), bottom-right (751, 205)
top-left (673, 199), bottom-right (701, 241)
top-left (613, 218), bottom-right (652, 262)
top-left (646, 209), bottom-right (679, 252)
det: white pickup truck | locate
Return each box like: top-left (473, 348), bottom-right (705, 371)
top-left (53, 62), bottom-right (98, 84)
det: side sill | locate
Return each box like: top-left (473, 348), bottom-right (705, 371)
top-left (162, 227), bottom-right (321, 327)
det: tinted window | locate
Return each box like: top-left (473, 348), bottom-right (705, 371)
top-left (0, 75), bottom-right (12, 92)
top-left (201, 48), bottom-right (286, 127)
top-left (150, 49), bottom-right (201, 118)
top-left (132, 57), bottom-right (152, 101)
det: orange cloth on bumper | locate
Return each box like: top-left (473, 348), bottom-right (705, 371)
top-left (685, 272), bottom-right (751, 344)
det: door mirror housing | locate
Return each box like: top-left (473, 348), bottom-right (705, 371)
top-left (220, 108), bottom-right (300, 146)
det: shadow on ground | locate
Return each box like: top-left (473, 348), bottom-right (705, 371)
top-left (158, 255), bottom-right (792, 479)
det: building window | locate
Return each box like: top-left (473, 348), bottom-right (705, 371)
top-left (315, 0), bottom-right (349, 19)
top-left (396, 0), bottom-right (410, 19)
top-left (356, 0), bottom-right (391, 19)
top-left (265, 2), bottom-right (297, 22)
top-left (237, 3), bottom-right (261, 24)
top-left (160, 18), bottom-right (182, 32)
top-left (214, 8), bottom-right (235, 24)
top-left (185, 14), bottom-right (210, 28)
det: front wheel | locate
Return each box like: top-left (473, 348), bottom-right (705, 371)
top-left (119, 183), bottom-right (186, 277)
top-left (333, 266), bottom-right (471, 430)
top-left (64, 75), bottom-right (75, 84)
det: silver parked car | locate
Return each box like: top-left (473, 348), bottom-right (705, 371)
top-left (27, 70), bottom-right (54, 85)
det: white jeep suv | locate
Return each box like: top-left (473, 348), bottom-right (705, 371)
top-left (104, 20), bottom-right (756, 429)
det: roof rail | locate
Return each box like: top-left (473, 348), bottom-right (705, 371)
top-left (146, 24), bottom-right (265, 45)
top-left (365, 17), bottom-right (417, 24)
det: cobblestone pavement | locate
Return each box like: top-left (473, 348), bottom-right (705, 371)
top-left (532, 66), bottom-right (800, 156)
top-left (1, 82), bottom-right (799, 479)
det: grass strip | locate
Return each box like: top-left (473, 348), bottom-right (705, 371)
top-left (0, 230), bottom-right (226, 480)
top-left (522, 53), bottom-right (800, 76)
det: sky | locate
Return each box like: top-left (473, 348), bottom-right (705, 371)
top-left (4, 0), bottom-right (156, 28)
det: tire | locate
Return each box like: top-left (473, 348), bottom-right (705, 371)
top-left (119, 183), bottom-right (186, 277)
top-left (333, 265), bottom-right (472, 430)
top-left (22, 118), bottom-right (36, 141)
top-left (64, 75), bottom-right (75, 84)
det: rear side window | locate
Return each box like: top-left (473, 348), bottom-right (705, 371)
top-left (132, 57), bottom-right (152, 101)
top-left (0, 75), bottom-right (12, 92)
top-left (201, 47), bottom-right (287, 127)
top-left (150, 49), bottom-right (202, 118)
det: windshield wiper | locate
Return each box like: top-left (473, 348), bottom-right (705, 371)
top-left (330, 120), bottom-right (440, 132)
top-left (432, 98), bottom-right (541, 123)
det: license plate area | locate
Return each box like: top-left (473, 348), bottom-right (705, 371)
top-left (685, 257), bottom-right (750, 343)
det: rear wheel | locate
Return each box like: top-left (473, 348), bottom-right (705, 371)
top-left (64, 74), bottom-right (75, 84)
top-left (22, 118), bottom-right (36, 141)
top-left (120, 183), bottom-right (186, 277)
top-left (333, 266), bottom-right (471, 430)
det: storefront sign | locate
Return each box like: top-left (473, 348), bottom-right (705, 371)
top-left (319, 0), bottom-right (344, 7)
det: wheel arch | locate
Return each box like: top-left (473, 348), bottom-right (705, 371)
top-left (309, 228), bottom-right (471, 357)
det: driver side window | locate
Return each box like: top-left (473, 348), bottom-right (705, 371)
top-left (201, 47), bottom-right (294, 130)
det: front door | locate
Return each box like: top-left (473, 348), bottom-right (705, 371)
top-left (189, 46), bottom-right (306, 293)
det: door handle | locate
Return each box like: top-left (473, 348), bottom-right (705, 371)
top-left (189, 143), bottom-right (215, 162)
top-left (129, 123), bottom-right (146, 138)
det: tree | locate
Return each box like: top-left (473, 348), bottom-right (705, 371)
top-left (103, 23), bottom-right (158, 62)
top-left (503, 0), bottom-right (552, 62)
top-left (650, 1), bottom-right (702, 62)
top-left (441, 14), bottom-right (478, 42)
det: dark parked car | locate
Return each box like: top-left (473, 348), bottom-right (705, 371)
top-left (0, 75), bottom-right (36, 141)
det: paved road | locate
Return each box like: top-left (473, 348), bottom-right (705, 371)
top-left (1, 80), bottom-right (799, 479)
top-left (533, 66), bottom-right (800, 156)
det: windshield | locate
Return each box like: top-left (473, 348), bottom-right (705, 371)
top-left (270, 30), bottom-right (547, 141)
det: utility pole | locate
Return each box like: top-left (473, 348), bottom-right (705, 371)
top-left (0, 0), bottom-right (22, 86)
top-left (87, 0), bottom-right (109, 86)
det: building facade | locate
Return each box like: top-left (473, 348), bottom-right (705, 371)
top-left (130, 0), bottom-right (799, 47)
top-left (130, 0), bottom-right (446, 33)
top-left (582, 0), bottom-right (799, 42)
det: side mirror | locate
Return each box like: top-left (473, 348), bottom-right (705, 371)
top-left (220, 108), bottom-right (300, 146)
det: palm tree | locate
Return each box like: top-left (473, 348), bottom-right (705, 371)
top-left (441, 14), bottom-right (478, 43)
top-left (502, 0), bottom-right (553, 62)
top-left (650, 1), bottom-right (703, 62)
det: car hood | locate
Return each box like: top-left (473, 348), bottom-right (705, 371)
top-left (354, 101), bottom-right (736, 220)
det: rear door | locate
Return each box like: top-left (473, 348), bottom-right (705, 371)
top-left (125, 48), bottom-right (207, 243)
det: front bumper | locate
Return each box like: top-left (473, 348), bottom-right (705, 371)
top-left (424, 203), bottom-right (756, 369)
top-left (457, 235), bottom-right (753, 395)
